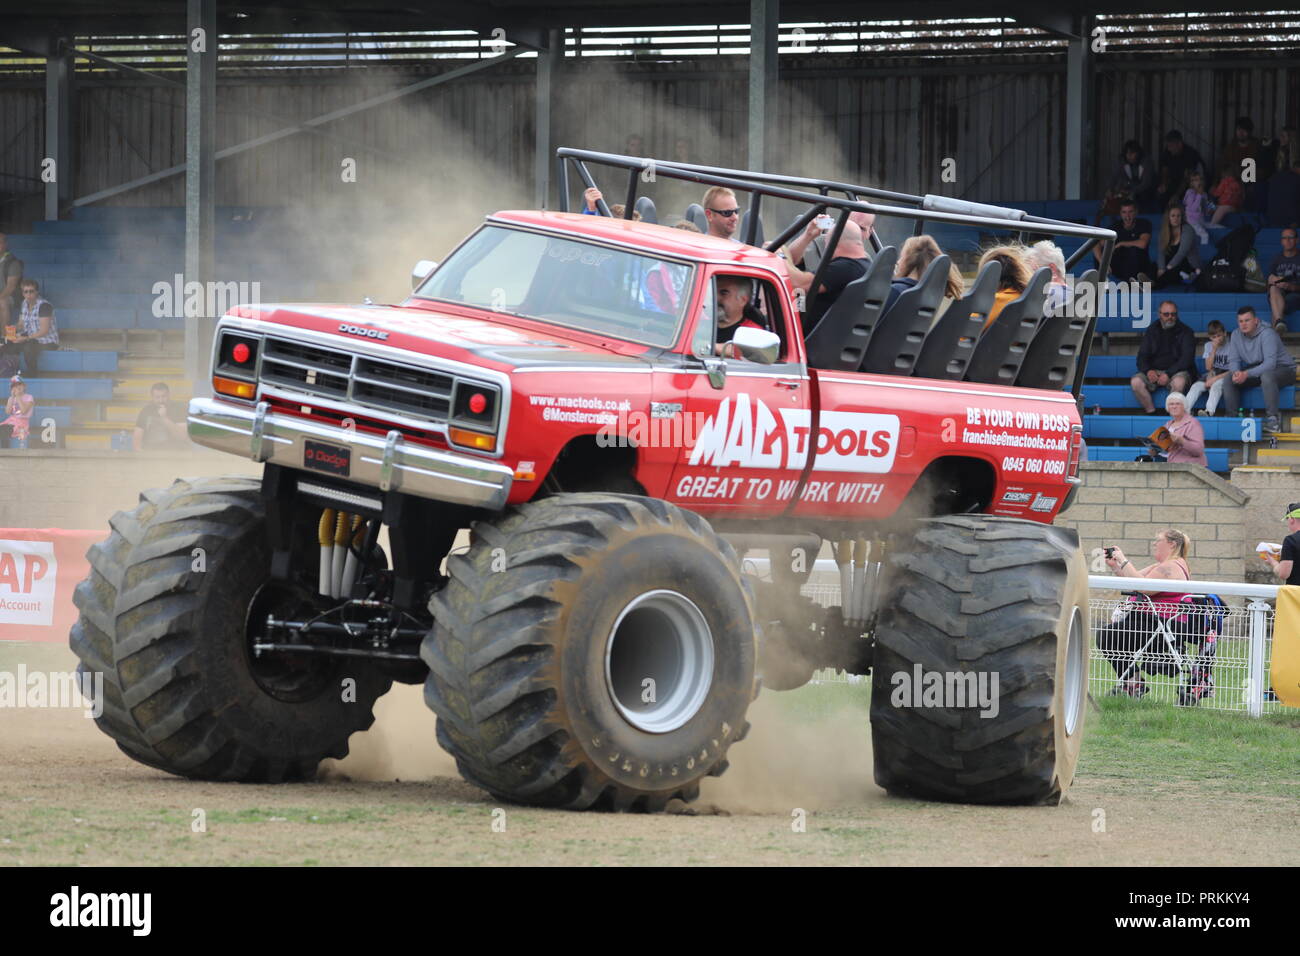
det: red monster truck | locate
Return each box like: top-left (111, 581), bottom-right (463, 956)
top-left (71, 150), bottom-right (1115, 809)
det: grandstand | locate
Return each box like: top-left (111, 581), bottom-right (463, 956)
top-left (7, 207), bottom-right (345, 449)
top-left (0, 7), bottom-right (1296, 467)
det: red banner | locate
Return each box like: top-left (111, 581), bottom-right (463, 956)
top-left (0, 529), bottom-right (101, 643)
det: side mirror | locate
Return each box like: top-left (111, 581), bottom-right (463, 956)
top-left (411, 259), bottom-right (438, 290)
top-left (730, 325), bottom-right (781, 365)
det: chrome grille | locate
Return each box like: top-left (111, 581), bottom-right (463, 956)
top-left (258, 335), bottom-right (471, 425)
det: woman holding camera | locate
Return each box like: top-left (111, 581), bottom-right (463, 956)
top-left (1097, 529), bottom-right (1193, 697)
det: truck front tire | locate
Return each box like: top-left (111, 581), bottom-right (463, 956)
top-left (70, 477), bottom-right (391, 781)
top-left (869, 516), bottom-right (1089, 805)
top-left (423, 493), bottom-right (759, 811)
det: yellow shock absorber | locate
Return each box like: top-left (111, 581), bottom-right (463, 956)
top-left (318, 509), bottom-right (336, 596)
top-left (341, 517), bottom-right (368, 599)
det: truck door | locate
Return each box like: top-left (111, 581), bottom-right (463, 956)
top-left (657, 269), bottom-right (810, 516)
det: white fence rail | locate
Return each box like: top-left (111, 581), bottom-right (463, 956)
top-left (743, 558), bottom-right (1295, 717)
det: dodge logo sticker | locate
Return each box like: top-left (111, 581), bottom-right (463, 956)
top-left (339, 323), bottom-right (389, 340)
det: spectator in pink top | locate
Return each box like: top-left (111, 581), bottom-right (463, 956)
top-left (1160, 392), bottom-right (1207, 466)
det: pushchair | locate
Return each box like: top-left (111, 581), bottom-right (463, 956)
top-left (1097, 591), bottom-right (1226, 705)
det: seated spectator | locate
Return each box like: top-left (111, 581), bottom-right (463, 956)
top-left (1101, 140), bottom-right (1154, 217)
top-left (848, 210), bottom-right (876, 253)
top-left (1097, 529), bottom-right (1194, 698)
top-left (713, 276), bottom-right (767, 359)
top-left (881, 236), bottom-right (964, 321)
top-left (978, 244), bottom-right (1032, 328)
top-left (579, 188), bottom-right (641, 221)
top-left (1153, 204), bottom-right (1201, 288)
top-left (0, 279), bottom-right (58, 374)
top-left (1182, 171), bottom-right (1213, 245)
top-left (701, 186), bottom-right (741, 242)
top-left (1266, 158), bottom-right (1300, 229)
top-left (0, 234), bottom-right (22, 331)
top-left (1268, 227), bottom-right (1300, 333)
top-left (1130, 300), bottom-right (1196, 414)
top-left (673, 220), bottom-right (702, 233)
top-left (1261, 127), bottom-right (1296, 182)
top-left (134, 382), bottom-right (189, 451)
top-left (1, 375), bottom-right (33, 449)
top-left (785, 219), bottom-right (870, 333)
top-left (1155, 130), bottom-right (1205, 210)
top-left (1208, 171), bottom-right (1244, 229)
top-left (1155, 392), bottom-right (1208, 467)
top-left (1223, 306), bottom-right (1297, 433)
top-left (1027, 240), bottom-right (1070, 315)
top-left (1185, 320), bottom-right (1232, 416)
top-left (1218, 116), bottom-right (1261, 184)
top-left (1094, 200), bottom-right (1153, 283)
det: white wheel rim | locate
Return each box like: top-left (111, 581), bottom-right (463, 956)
top-left (1064, 605), bottom-right (1085, 736)
top-left (604, 589), bottom-right (715, 734)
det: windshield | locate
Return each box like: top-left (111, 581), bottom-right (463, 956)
top-left (414, 225), bottom-right (693, 348)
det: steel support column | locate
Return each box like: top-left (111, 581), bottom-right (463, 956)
top-left (44, 44), bottom-right (73, 221)
top-left (185, 0), bottom-right (216, 387)
top-left (747, 0), bottom-right (779, 173)
top-left (1065, 15), bottom-right (1094, 201)
top-left (534, 28), bottom-right (560, 208)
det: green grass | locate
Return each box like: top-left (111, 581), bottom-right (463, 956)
top-left (1079, 696), bottom-right (1300, 797)
top-left (775, 672), bottom-right (1300, 797)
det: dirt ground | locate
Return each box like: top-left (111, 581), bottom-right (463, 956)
top-left (2, 644), bottom-right (1297, 867)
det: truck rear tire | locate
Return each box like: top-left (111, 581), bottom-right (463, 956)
top-left (869, 516), bottom-right (1089, 805)
top-left (423, 493), bottom-right (759, 811)
top-left (69, 477), bottom-right (392, 782)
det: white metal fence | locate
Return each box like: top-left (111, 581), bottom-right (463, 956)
top-left (743, 557), bottom-right (1296, 717)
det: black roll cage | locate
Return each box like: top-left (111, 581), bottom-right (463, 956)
top-left (555, 147), bottom-right (1116, 400)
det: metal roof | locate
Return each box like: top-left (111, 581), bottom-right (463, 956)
top-left (0, 2), bottom-right (1285, 45)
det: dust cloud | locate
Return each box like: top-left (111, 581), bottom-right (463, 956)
top-left (320, 682), bottom-right (458, 782)
top-left (699, 687), bottom-right (880, 813)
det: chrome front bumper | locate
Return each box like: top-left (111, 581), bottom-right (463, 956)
top-left (187, 398), bottom-right (513, 510)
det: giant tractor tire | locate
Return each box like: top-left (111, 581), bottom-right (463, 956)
top-left (69, 477), bottom-right (392, 781)
top-left (422, 493), bottom-right (759, 811)
top-left (869, 516), bottom-right (1089, 806)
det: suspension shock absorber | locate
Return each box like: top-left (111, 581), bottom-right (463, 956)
top-left (340, 516), bottom-right (366, 599)
top-left (330, 511), bottom-right (350, 599)
top-left (318, 509), bottom-right (336, 597)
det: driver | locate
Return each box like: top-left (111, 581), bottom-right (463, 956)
top-left (714, 276), bottom-right (768, 359)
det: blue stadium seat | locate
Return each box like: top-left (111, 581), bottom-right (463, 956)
top-left (1080, 383), bottom-right (1293, 412)
top-left (17, 378), bottom-right (114, 400)
top-left (1087, 445), bottom-right (1232, 472)
top-left (30, 406), bottom-right (73, 430)
top-left (1083, 414), bottom-right (1262, 441)
top-left (36, 351), bottom-right (119, 373)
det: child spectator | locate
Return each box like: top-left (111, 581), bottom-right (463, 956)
top-left (1182, 171), bottom-right (1213, 245)
top-left (1185, 320), bottom-right (1232, 416)
top-left (1209, 171), bottom-right (1244, 229)
top-left (1, 375), bottom-right (34, 449)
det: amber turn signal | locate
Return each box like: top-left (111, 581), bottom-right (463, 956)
top-left (448, 426), bottom-right (496, 452)
top-left (213, 375), bottom-right (256, 399)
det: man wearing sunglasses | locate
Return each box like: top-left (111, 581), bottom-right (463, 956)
top-left (702, 186), bottom-right (741, 242)
top-left (1130, 300), bottom-right (1196, 414)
